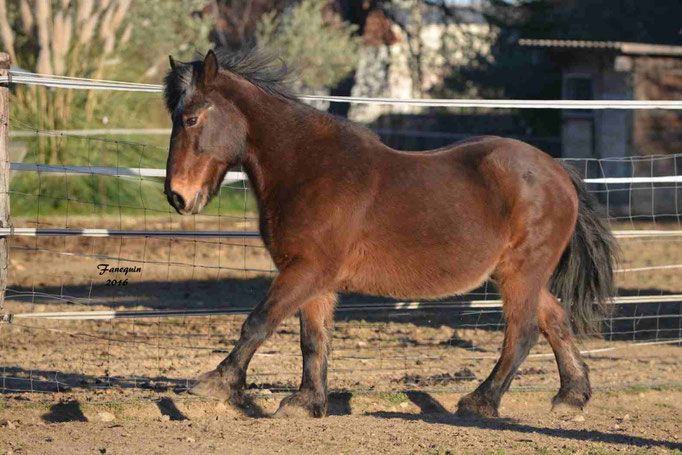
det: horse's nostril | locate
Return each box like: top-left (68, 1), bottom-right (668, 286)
top-left (170, 191), bottom-right (185, 210)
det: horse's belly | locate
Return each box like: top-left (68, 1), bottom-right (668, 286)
top-left (338, 242), bottom-right (499, 299)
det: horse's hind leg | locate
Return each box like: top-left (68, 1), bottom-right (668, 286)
top-left (538, 288), bottom-right (591, 409)
top-left (275, 293), bottom-right (336, 418)
top-left (456, 275), bottom-right (540, 418)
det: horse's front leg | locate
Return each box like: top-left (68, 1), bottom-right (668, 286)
top-left (190, 260), bottom-right (328, 405)
top-left (275, 293), bottom-right (337, 418)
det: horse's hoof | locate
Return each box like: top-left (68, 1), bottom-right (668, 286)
top-left (455, 392), bottom-right (499, 418)
top-left (189, 369), bottom-right (234, 401)
top-left (551, 386), bottom-right (591, 411)
top-left (273, 392), bottom-right (327, 419)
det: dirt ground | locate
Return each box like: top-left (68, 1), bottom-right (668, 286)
top-left (2, 216), bottom-right (681, 454)
top-left (1, 387), bottom-right (681, 455)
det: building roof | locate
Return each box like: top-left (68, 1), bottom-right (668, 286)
top-left (518, 39), bottom-right (682, 56)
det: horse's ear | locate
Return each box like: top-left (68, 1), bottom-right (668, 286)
top-left (169, 55), bottom-right (177, 70)
top-left (202, 50), bottom-right (219, 87)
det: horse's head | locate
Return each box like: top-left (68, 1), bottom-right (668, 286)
top-left (163, 50), bottom-right (247, 215)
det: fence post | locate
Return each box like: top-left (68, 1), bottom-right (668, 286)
top-left (0, 52), bottom-right (10, 310)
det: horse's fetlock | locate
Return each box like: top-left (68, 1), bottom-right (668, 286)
top-left (225, 369), bottom-right (246, 390)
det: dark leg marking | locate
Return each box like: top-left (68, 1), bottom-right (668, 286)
top-left (190, 261), bottom-right (328, 407)
top-left (538, 288), bottom-right (591, 410)
top-left (457, 278), bottom-right (540, 418)
top-left (275, 293), bottom-right (336, 418)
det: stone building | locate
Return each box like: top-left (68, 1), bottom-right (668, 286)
top-left (520, 39), bottom-right (682, 219)
top-left (348, 4), bottom-right (492, 123)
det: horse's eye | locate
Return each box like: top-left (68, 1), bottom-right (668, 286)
top-left (185, 117), bottom-right (198, 127)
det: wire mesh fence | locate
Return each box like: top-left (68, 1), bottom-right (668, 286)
top-left (1, 74), bottom-right (681, 398)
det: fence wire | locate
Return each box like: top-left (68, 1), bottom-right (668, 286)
top-left (2, 104), bottom-right (682, 397)
top-left (4, 70), bottom-right (682, 109)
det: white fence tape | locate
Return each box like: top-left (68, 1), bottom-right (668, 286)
top-left (3, 72), bottom-right (681, 327)
top-left (10, 163), bottom-right (247, 184)
top-left (299, 94), bottom-right (682, 110)
top-left (584, 176), bottom-right (682, 184)
top-left (4, 71), bottom-right (682, 109)
top-left (10, 128), bottom-right (171, 138)
top-left (0, 228), bottom-right (259, 238)
top-left (0, 227), bottom-right (680, 240)
top-left (6, 163), bottom-right (682, 240)
top-left (10, 163), bottom-right (682, 186)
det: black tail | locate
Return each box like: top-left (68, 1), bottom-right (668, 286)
top-left (549, 164), bottom-right (619, 336)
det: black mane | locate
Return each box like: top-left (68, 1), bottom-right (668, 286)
top-left (164, 46), bottom-right (295, 112)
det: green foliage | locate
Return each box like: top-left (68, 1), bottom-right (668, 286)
top-left (124, 0), bottom-right (212, 72)
top-left (432, 1), bottom-right (563, 140)
top-left (256, 0), bottom-right (362, 89)
top-left (5, 1), bottom-right (211, 136)
top-left (11, 134), bottom-right (254, 217)
top-left (12, 172), bottom-right (253, 217)
top-left (3, 1), bottom-right (360, 217)
top-left (4, 2), bottom-right (216, 216)
top-left (377, 392), bottom-right (408, 403)
top-left (104, 0), bottom-right (213, 130)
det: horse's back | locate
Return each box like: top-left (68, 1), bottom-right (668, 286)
top-left (441, 136), bottom-right (576, 209)
top-left (337, 136), bottom-right (577, 299)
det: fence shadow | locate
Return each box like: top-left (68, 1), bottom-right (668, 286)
top-left (6, 277), bottom-right (682, 340)
top-left (369, 408), bottom-right (682, 451)
top-left (0, 365), bottom-right (295, 395)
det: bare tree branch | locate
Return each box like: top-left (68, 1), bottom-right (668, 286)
top-left (0, 0), bottom-right (17, 63)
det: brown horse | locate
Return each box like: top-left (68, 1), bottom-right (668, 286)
top-left (163, 47), bottom-right (617, 418)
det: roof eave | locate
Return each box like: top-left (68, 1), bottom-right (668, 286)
top-left (518, 39), bottom-right (682, 57)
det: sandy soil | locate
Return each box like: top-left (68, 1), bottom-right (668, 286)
top-left (2, 304), bottom-right (682, 393)
top-left (2, 217), bottom-right (681, 454)
top-left (1, 388), bottom-right (681, 455)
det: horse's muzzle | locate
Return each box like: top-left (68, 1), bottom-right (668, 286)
top-left (167, 188), bottom-right (205, 215)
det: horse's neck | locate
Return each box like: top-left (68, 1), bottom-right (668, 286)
top-left (241, 98), bottom-right (332, 202)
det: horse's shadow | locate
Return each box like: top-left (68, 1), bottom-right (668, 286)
top-left (370, 410), bottom-right (682, 451)
top-left (3, 370), bottom-right (680, 450)
top-left (364, 391), bottom-right (682, 451)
